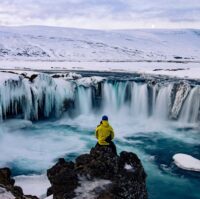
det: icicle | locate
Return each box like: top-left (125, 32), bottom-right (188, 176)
top-left (0, 73), bottom-right (75, 120)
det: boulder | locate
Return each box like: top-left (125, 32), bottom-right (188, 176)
top-left (47, 145), bottom-right (148, 199)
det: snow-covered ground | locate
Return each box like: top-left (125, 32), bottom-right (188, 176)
top-left (0, 26), bottom-right (200, 79)
top-left (0, 187), bottom-right (15, 199)
top-left (14, 175), bottom-right (51, 199)
top-left (0, 26), bottom-right (200, 62)
top-left (0, 61), bottom-right (200, 79)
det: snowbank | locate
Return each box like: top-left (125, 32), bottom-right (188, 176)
top-left (0, 187), bottom-right (15, 199)
top-left (1, 61), bottom-right (200, 80)
top-left (14, 174), bottom-right (51, 199)
top-left (0, 71), bottom-right (20, 84)
top-left (173, 153), bottom-right (200, 172)
top-left (76, 76), bottom-right (105, 87)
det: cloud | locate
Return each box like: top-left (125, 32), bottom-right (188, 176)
top-left (0, 0), bottom-right (199, 29)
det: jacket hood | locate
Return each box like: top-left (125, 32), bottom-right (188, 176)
top-left (102, 120), bottom-right (109, 127)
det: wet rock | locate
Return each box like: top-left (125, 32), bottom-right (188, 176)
top-left (0, 168), bottom-right (39, 199)
top-left (29, 74), bottom-right (38, 82)
top-left (47, 158), bottom-right (78, 199)
top-left (47, 145), bottom-right (148, 199)
top-left (170, 82), bottom-right (191, 119)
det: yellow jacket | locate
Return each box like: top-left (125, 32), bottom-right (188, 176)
top-left (95, 121), bottom-right (114, 145)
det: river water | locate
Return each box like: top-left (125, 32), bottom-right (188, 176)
top-left (0, 74), bottom-right (200, 198)
top-left (0, 113), bottom-right (199, 199)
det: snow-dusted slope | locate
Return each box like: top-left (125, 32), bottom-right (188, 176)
top-left (0, 26), bottom-right (200, 62)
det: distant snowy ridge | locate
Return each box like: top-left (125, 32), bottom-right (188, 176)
top-left (0, 26), bottom-right (200, 62)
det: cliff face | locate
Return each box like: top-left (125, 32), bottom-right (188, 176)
top-left (47, 144), bottom-right (148, 199)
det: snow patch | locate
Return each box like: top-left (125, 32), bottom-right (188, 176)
top-left (74, 177), bottom-right (111, 199)
top-left (173, 153), bottom-right (200, 172)
top-left (124, 163), bottom-right (135, 171)
top-left (0, 187), bottom-right (15, 199)
top-left (14, 174), bottom-right (51, 199)
top-left (76, 76), bottom-right (105, 87)
top-left (44, 196), bottom-right (53, 199)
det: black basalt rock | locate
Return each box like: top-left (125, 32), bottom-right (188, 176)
top-left (0, 168), bottom-right (39, 199)
top-left (47, 145), bottom-right (148, 199)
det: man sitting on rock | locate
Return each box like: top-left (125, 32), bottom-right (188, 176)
top-left (95, 115), bottom-right (117, 155)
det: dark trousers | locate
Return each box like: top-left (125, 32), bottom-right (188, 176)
top-left (96, 141), bottom-right (117, 155)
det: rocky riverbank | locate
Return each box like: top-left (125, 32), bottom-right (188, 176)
top-left (0, 168), bottom-right (38, 199)
top-left (47, 144), bottom-right (147, 199)
top-left (0, 145), bottom-right (147, 199)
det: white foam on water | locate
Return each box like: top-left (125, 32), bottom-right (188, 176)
top-left (0, 121), bottom-right (87, 171)
top-left (0, 119), bottom-right (33, 130)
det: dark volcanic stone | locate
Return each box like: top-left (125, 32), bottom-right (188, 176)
top-left (0, 168), bottom-right (39, 199)
top-left (0, 167), bottom-right (14, 186)
top-left (47, 158), bottom-right (78, 199)
top-left (47, 145), bottom-right (148, 199)
top-left (29, 74), bottom-right (38, 82)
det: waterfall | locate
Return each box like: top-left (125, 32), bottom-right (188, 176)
top-left (1, 73), bottom-right (200, 124)
top-left (179, 86), bottom-right (200, 123)
top-left (0, 74), bottom-right (74, 120)
top-left (75, 86), bottom-right (92, 115)
top-left (153, 85), bottom-right (173, 120)
top-left (102, 81), bottom-right (128, 114)
top-left (130, 82), bottom-right (148, 118)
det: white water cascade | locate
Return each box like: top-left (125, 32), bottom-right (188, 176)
top-left (75, 86), bottom-right (92, 115)
top-left (130, 82), bottom-right (149, 118)
top-left (179, 86), bottom-right (200, 123)
top-left (0, 73), bottom-right (200, 124)
top-left (153, 84), bottom-right (173, 120)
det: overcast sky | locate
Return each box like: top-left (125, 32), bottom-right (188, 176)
top-left (0, 0), bottom-right (200, 29)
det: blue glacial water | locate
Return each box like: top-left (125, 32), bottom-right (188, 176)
top-left (0, 114), bottom-right (200, 199)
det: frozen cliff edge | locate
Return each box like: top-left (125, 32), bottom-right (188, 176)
top-left (0, 71), bottom-right (200, 123)
top-left (0, 71), bottom-right (105, 121)
top-left (46, 144), bottom-right (148, 199)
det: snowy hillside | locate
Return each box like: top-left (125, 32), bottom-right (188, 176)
top-left (0, 26), bottom-right (200, 62)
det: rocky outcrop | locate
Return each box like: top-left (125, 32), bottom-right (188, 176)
top-left (0, 168), bottom-right (38, 199)
top-left (47, 145), bottom-right (148, 199)
top-left (170, 82), bottom-right (191, 119)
